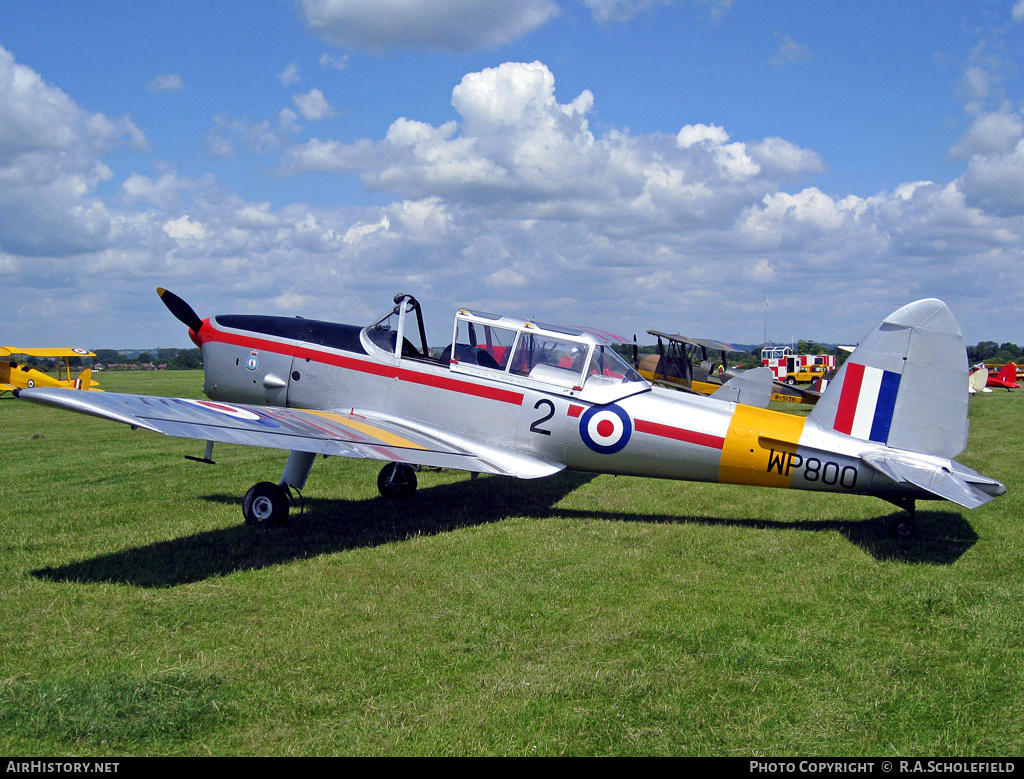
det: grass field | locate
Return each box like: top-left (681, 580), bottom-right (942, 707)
top-left (1, 370), bottom-right (1022, 756)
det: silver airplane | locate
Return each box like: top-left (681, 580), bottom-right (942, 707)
top-left (16, 290), bottom-right (1005, 537)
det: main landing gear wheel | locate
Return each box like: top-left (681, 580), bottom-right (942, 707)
top-left (377, 463), bottom-right (417, 498)
top-left (242, 481), bottom-right (290, 526)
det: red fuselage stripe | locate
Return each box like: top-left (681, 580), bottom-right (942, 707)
top-left (634, 419), bottom-right (725, 450)
top-left (200, 324), bottom-right (525, 405)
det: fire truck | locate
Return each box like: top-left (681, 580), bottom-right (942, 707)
top-left (760, 346), bottom-right (836, 384)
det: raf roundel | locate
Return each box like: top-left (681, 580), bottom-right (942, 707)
top-left (175, 398), bottom-right (281, 428)
top-left (579, 403), bottom-right (632, 454)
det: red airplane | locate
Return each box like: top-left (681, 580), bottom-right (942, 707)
top-left (987, 363), bottom-right (1020, 390)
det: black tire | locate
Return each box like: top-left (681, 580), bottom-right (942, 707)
top-left (377, 463), bottom-right (418, 498)
top-left (786, 377), bottom-right (796, 385)
top-left (893, 517), bottom-right (916, 538)
top-left (242, 481), bottom-right (289, 526)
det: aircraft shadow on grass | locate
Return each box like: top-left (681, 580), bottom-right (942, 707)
top-left (33, 473), bottom-right (977, 588)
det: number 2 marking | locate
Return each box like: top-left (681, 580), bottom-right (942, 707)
top-left (530, 399), bottom-right (555, 435)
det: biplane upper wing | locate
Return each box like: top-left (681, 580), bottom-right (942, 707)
top-left (17, 388), bottom-right (564, 480)
top-left (646, 330), bottom-right (699, 349)
top-left (644, 332), bottom-right (739, 353)
top-left (1, 347), bottom-right (96, 358)
top-left (686, 337), bottom-right (740, 353)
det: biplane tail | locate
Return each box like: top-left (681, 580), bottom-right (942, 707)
top-left (73, 368), bottom-right (100, 391)
top-left (710, 366), bottom-right (774, 408)
top-left (810, 299), bottom-right (969, 460)
top-left (969, 366), bottom-right (990, 395)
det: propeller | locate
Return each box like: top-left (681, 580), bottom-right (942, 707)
top-left (157, 287), bottom-right (204, 333)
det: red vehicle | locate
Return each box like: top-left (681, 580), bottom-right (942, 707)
top-left (760, 346), bottom-right (835, 383)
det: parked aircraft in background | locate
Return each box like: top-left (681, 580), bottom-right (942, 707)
top-left (638, 332), bottom-right (737, 394)
top-left (17, 291), bottom-right (1004, 537)
top-left (986, 363), bottom-right (1020, 390)
top-left (638, 332), bottom-right (819, 405)
top-left (1, 347), bottom-right (100, 396)
top-left (969, 366), bottom-right (991, 395)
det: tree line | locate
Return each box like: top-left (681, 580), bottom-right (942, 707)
top-left (91, 348), bottom-right (203, 370)
top-left (966, 341), bottom-right (1022, 365)
top-left (14, 348), bottom-right (203, 371)
top-left (17, 340), bottom-right (1022, 374)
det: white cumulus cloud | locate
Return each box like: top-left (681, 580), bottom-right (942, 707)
top-left (4, 50), bottom-right (1024, 351)
top-left (950, 110), bottom-right (1024, 158)
top-left (0, 45), bottom-right (145, 257)
top-left (278, 62), bottom-right (300, 86)
top-left (293, 88), bottom-right (334, 121)
top-left (163, 214), bottom-right (208, 241)
top-left (769, 35), bottom-right (814, 66)
top-left (283, 61), bottom-right (823, 231)
top-left (148, 73), bottom-right (183, 91)
top-left (296, 0), bottom-right (559, 52)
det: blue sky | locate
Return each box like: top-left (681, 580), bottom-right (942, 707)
top-left (2, 0), bottom-right (1023, 350)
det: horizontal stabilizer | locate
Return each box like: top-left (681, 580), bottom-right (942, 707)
top-left (711, 367), bottom-right (774, 408)
top-left (862, 452), bottom-right (1004, 509)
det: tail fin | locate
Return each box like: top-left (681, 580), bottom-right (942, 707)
top-left (994, 363), bottom-right (1020, 388)
top-left (810, 299), bottom-right (968, 459)
top-left (711, 366), bottom-right (774, 408)
top-left (74, 368), bottom-right (95, 391)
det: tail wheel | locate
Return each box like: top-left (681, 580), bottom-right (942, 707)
top-left (893, 518), bottom-right (917, 538)
top-left (243, 481), bottom-right (290, 526)
top-left (890, 499), bottom-right (917, 538)
top-left (378, 463), bottom-right (418, 498)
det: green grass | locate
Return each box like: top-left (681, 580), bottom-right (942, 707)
top-left (1, 371), bottom-right (1022, 755)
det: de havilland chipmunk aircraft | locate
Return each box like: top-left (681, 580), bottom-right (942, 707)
top-left (16, 290), bottom-right (1005, 536)
top-left (1, 346), bottom-right (100, 396)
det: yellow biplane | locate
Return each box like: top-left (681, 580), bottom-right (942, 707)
top-left (638, 331), bottom-right (820, 405)
top-left (0, 347), bottom-right (102, 396)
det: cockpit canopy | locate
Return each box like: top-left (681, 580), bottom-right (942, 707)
top-left (361, 296), bottom-right (649, 404)
top-left (448, 309), bottom-right (648, 404)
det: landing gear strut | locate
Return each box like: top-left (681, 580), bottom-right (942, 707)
top-left (378, 462), bottom-right (418, 498)
top-left (242, 450), bottom-right (317, 527)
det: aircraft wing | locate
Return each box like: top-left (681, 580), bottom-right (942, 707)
top-left (17, 388), bottom-right (564, 480)
top-left (1, 346), bottom-right (95, 358)
top-left (688, 337), bottom-right (740, 353)
top-left (644, 332), bottom-right (739, 352)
